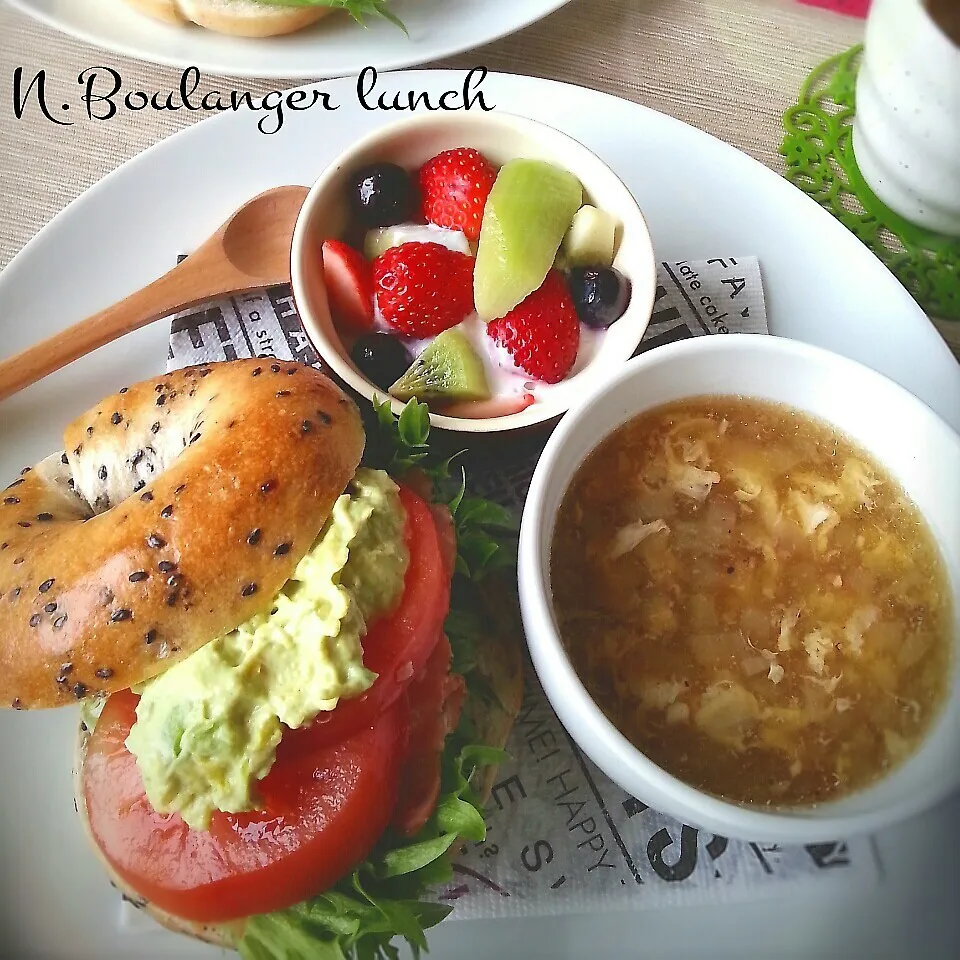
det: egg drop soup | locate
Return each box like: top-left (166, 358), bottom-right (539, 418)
top-left (550, 396), bottom-right (955, 808)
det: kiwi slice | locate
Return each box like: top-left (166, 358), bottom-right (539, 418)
top-left (389, 329), bottom-right (491, 403)
top-left (474, 160), bottom-right (583, 322)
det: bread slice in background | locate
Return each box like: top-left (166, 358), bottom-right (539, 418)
top-left (122, 0), bottom-right (334, 37)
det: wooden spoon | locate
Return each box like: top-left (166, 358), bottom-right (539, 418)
top-left (0, 185), bottom-right (310, 403)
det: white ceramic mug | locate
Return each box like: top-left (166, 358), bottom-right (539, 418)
top-left (853, 0), bottom-right (960, 236)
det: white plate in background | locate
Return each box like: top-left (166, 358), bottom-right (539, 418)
top-left (0, 71), bottom-right (958, 960)
top-left (6, 0), bottom-right (573, 79)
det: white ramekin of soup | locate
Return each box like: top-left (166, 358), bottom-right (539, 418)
top-left (518, 334), bottom-right (960, 844)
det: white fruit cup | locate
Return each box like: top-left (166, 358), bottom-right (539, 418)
top-left (853, 0), bottom-right (960, 236)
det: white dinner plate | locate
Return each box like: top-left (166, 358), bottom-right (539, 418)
top-left (1, 71), bottom-right (958, 960)
top-left (6, 0), bottom-right (572, 79)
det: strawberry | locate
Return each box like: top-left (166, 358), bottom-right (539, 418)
top-left (418, 148), bottom-right (497, 241)
top-left (321, 240), bottom-right (375, 333)
top-left (373, 242), bottom-right (475, 338)
top-left (486, 271), bottom-right (580, 383)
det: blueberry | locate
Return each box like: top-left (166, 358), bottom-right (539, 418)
top-left (567, 267), bottom-right (632, 329)
top-left (348, 163), bottom-right (416, 228)
top-left (351, 334), bottom-right (411, 390)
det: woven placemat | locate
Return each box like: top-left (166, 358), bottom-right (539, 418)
top-left (780, 45), bottom-right (960, 322)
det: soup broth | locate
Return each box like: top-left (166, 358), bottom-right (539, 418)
top-left (550, 396), bottom-right (954, 807)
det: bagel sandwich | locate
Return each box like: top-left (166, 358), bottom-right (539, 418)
top-left (0, 359), bottom-right (522, 958)
top-left (120, 0), bottom-right (404, 38)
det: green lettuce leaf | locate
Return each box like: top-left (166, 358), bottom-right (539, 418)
top-left (237, 400), bottom-right (516, 960)
top-left (253, 0), bottom-right (406, 32)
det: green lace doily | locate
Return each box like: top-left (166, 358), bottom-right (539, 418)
top-left (780, 45), bottom-right (960, 321)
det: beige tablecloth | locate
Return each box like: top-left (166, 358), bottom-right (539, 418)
top-left (0, 0), bottom-right (957, 357)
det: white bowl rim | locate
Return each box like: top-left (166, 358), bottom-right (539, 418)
top-left (519, 332), bottom-right (960, 843)
top-left (290, 109), bottom-right (657, 435)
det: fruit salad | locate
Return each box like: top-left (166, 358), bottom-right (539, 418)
top-left (320, 146), bottom-right (633, 418)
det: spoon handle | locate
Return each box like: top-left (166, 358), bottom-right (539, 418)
top-left (0, 256), bottom-right (248, 403)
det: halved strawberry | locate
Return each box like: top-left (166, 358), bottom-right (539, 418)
top-left (321, 240), bottom-right (375, 333)
top-left (487, 271), bottom-right (579, 383)
top-left (418, 148), bottom-right (497, 242)
top-left (441, 393), bottom-right (535, 419)
top-left (373, 242), bottom-right (474, 338)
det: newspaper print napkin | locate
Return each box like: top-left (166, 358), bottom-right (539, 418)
top-left (120, 253), bottom-right (879, 933)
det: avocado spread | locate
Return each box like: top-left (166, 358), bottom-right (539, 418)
top-left (124, 469), bottom-right (409, 830)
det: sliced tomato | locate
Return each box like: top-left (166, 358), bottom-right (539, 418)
top-left (303, 486), bottom-right (451, 749)
top-left (393, 634), bottom-right (467, 837)
top-left (83, 689), bottom-right (410, 924)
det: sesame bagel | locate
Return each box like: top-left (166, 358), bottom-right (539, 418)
top-left (120, 0), bottom-right (333, 37)
top-left (0, 360), bottom-right (363, 711)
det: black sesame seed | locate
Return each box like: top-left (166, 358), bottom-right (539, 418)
top-left (166, 574), bottom-right (182, 589)
top-left (169, 391), bottom-right (178, 400)
top-left (252, 367), bottom-right (262, 377)
top-left (95, 668), bottom-right (114, 680)
top-left (140, 490), bottom-right (154, 502)
top-left (131, 450), bottom-right (145, 466)
top-left (200, 369), bottom-right (211, 377)
top-left (129, 571), bottom-right (148, 583)
top-left (13, 557), bottom-right (23, 566)
top-left (29, 614), bottom-right (41, 627)
top-left (261, 480), bottom-right (276, 494)
top-left (36, 513), bottom-right (53, 523)
top-left (86, 426), bottom-right (94, 436)
top-left (20, 467), bottom-right (30, 475)
top-left (4, 496), bottom-right (20, 505)
top-left (43, 602), bottom-right (57, 613)
top-left (151, 421), bottom-right (161, 435)
top-left (274, 542), bottom-right (291, 557)
top-left (74, 445), bottom-right (82, 456)
top-left (189, 433), bottom-right (201, 445)
top-left (39, 579), bottom-right (54, 593)
top-left (158, 560), bottom-right (176, 573)
top-left (301, 420), bottom-right (312, 434)
top-left (53, 614), bottom-right (67, 629)
top-left (98, 465), bottom-right (107, 481)
top-left (0, 542), bottom-right (6, 549)
top-left (59, 663), bottom-right (73, 676)
top-left (10, 478), bottom-right (23, 487)
top-left (17, 521), bottom-right (31, 528)
top-left (270, 607), bottom-right (278, 616)
top-left (175, 483), bottom-right (186, 495)
top-left (73, 683), bottom-right (87, 700)
top-left (271, 363), bottom-right (281, 373)
top-left (60, 453), bottom-right (68, 465)
top-left (110, 609), bottom-right (133, 622)
top-left (67, 479), bottom-right (75, 489)
top-left (12, 699), bottom-right (22, 710)
top-left (11, 587), bottom-right (20, 599)
top-left (247, 529), bottom-right (262, 546)
top-left (286, 367), bottom-right (297, 375)
top-left (160, 505), bottom-right (174, 519)
top-left (133, 480), bottom-right (145, 492)
top-left (111, 412), bottom-right (122, 425)
top-left (242, 583), bottom-right (257, 597)
top-left (146, 534), bottom-right (166, 549)
top-left (156, 395), bottom-right (166, 406)
top-left (119, 387), bottom-right (129, 394)
top-left (318, 411), bottom-right (332, 425)
top-left (276, 390), bottom-right (290, 398)
top-left (145, 629), bottom-right (157, 645)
